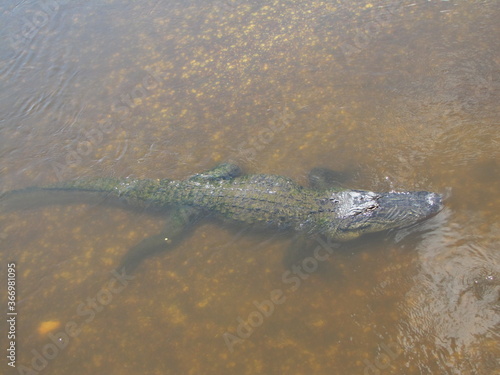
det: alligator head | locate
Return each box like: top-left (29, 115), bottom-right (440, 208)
top-left (328, 190), bottom-right (443, 241)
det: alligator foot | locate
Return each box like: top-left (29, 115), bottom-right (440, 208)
top-left (308, 167), bottom-right (353, 190)
top-left (118, 205), bottom-right (201, 274)
top-left (118, 163), bottom-right (243, 273)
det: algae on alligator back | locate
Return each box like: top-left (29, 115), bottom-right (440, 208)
top-left (1, 163), bottom-right (443, 272)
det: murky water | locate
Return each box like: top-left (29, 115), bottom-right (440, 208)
top-left (1, 1), bottom-right (499, 374)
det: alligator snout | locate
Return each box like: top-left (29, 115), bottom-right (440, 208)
top-left (425, 192), bottom-right (443, 214)
top-left (409, 191), bottom-right (443, 218)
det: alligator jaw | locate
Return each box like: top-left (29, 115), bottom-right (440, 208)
top-left (377, 191), bottom-right (443, 225)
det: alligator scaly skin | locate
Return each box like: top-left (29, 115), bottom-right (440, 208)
top-left (16, 163), bottom-right (442, 241)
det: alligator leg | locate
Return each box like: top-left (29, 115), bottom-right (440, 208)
top-left (283, 167), bottom-right (352, 267)
top-left (118, 205), bottom-right (201, 274)
top-left (308, 167), bottom-right (353, 190)
top-left (282, 233), bottom-right (314, 268)
top-left (118, 163), bottom-right (244, 273)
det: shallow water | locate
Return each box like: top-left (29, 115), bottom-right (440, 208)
top-left (0, 1), bottom-right (499, 374)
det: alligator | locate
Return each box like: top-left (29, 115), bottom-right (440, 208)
top-left (1, 163), bottom-right (443, 272)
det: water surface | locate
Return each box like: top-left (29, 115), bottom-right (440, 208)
top-left (0, 1), bottom-right (499, 374)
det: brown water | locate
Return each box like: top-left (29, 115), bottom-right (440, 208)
top-left (1, 1), bottom-right (499, 374)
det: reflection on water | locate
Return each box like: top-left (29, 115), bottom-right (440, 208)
top-left (0, 0), bottom-right (499, 374)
